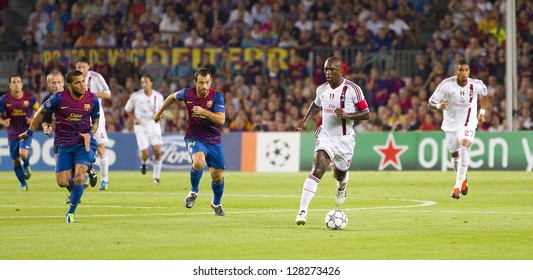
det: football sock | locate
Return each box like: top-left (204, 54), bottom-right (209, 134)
top-left (190, 167), bottom-right (203, 193)
top-left (452, 156), bottom-right (459, 171)
top-left (455, 146), bottom-right (470, 189)
top-left (299, 174), bottom-right (319, 212)
top-left (211, 178), bottom-right (224, 206)
top-left (153, 160), bottom-right (162, 180)
top-left (336, 171), bottom-right (349, 190)
top-left (13, 165), bottom-right (26, 186)
top-left (67, 179), bottom-right (73, 193)
top-left (99, 152), bottom-right (109, 181)
top-left (68, 183), bottom-right (85, 214)
top-left (22, 157), bottom-right (30, 168)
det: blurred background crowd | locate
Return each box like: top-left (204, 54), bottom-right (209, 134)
top-left (0, 0), bottom-right (532, 134)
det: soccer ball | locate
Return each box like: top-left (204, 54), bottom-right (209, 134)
top-left (325, 210), bottom-right (348, 230)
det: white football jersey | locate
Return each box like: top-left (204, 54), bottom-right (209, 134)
top-left (125, 89), bottom-right (165, 125)
top-left (85, 70), bottom-right (111, 115)
top-left (429, 77), bottom-right (488, 132)
top-left (314, 78), bottom-right (369, 136)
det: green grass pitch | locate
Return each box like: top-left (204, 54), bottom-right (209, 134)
top-left (0, 170), bottom-right (531, 260)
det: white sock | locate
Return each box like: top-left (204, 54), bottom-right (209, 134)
top-left (336, 171), bottom-right (349, 190)
top-left (99, 152), bottom-right (109, 182)
top-left (452, 156), bottom-right (459, 171)
top-left (299, 174), bottom-right (319, 213)
top-left (455, 147), bottom-right (469, 189)
top-left (153, 160), bottom-right (162, 180)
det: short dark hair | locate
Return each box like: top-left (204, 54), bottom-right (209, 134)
top-left (141, 74), bottom-right (154, 83)
top-left (65, 70), bottom-right (84, 84)
top-left (75, 56), bottom-right (90, 64)
top-left (9, 74), bottom-right (23, 84)
top-left (458, 58), bottom-right (469, 66)
top-left (194, 68), bottom-right (211, 80)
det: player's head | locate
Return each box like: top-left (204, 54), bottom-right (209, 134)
top-left (455, 58), bottom-right (470, 84)
top-left (140, 74), bottom-right (154, 92)
top-left (324, 56), bottom-right (343, 85)
top-left (8, 74), bottom-right (23, 94)
top-left (74, 56), bottom-right (90, 77)
top-left (65, 70), bottom-right (86, 98)
top-left (47, 71), bottom-right (64, 94)
top-left (193, 67), bottom-right (212, 98)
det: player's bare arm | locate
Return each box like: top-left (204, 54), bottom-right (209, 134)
top-left (79, 119), bottom-right (99, 152)
top-left (42, 122), bottom-right (52, 135)
top-left (19, 106), bottom-right (46, 140)
top-left (192, 106), bottom-right (225, 126)
top-left (153, 94), bottom-right (177, 123)
top-left (126, 110), bottom-right (141, 125)
top-left (478, 95), bottom-right (489, 122)
top-left (296, 102), bottom-right (321, 132)
top-left (0, 117), bottom-right (10, 127)
top-left (428, 99), bottom-right (448, 110)
top-left (95, 91), bottom-right (111, 99)
top-left (334, 108), bottom-right (370, 120)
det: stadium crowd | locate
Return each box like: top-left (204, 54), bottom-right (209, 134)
top-left (4, 0), bottom-right (533, 134)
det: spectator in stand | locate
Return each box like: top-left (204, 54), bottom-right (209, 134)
top-left (366, 67), bottom-right (388, 110)
top-left (113, 55), bottom-right (137, 87)
top-left (96, 29), bottom-right (117, 48)
top-left (131, 31), bottom-right (148, 48)
top-left (74, 28), bottom-right (96, 48)
top-left (294, 29), bottom-right (313, 60)
top-left (24, 52), bottom-right (45, 94)
top-left (64, 13), bottom-right (84, 41)
top-left (167, 53), bottom-right (194, 92)
top-left (93, 51), bottom-right (112, 82)
top-left (183, 28), bottom-right (205, 48)
top-left (140, 54), bottom-right (168, 90)
top-left (241, 28), bottom-right (257, 48)
top-left (227, 1), bottom-right (252, 28)
top-left (242, 49), bottom-right (264, 85)
top-left (105, 1), bottom-right (123, 27)
top-left (288, 54), bottom-right (308, 83)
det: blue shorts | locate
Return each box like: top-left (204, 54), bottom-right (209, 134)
top-left (8, 138), bottom-right (32, 160)
top-left (55, 139), bottom-right (97, 173)
top-left (186, 138), bottom-right (225, 170)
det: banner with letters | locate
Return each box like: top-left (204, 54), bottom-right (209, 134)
top-left (1, 132), bottom-right (531, 171)
top-left (41, 47), bottom-right (294, 71)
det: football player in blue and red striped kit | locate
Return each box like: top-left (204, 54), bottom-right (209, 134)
top-left (153, 68), bottom-right (226, 216)
top-left (0, 75), bottom-right (38, 191)
top-left (20, 70), bottom-right (99, 223)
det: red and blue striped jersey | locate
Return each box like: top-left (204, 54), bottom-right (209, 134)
top-left (0, 92), bottom-right (37, 141)
top-left (174, 87), bottom-right (225, 145)
top-left (43, 90), bottom-right (100, 148)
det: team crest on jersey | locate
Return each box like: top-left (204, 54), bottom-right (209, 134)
top-left (329, 93), bottom-right (335, 100)
top-left (206, 101), bottom-right (213, 108)
top-left (23, 100), bottom-right (29, 107)
top-left (84, 104), bottom-right (91, 111)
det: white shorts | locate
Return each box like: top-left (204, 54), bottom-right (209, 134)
top-left (134, 123), bottom-right (163, 151)
top-left (95, 117), bottom-right (108, 145)
top-left (445, 125), bottom-right (476, 153)
top-left (315, 128), bottom-right (356, 171)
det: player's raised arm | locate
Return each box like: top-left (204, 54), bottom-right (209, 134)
top-left (295, 102), bottom-right (321, 132)
top-left (153, 93), bottom-right (177, 123)
top-left (19, 105), bottom-right (47, 140)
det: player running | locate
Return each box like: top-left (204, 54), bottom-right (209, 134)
top-left (124, 74), bottom-right (165, 185)
top-left (428, 58), bottom-right (488, 199)
top-left (294, 56), bottom-right (370, 225)
top-left (0, 75), bottom-right (38, 191)
top-left (153, 68), bottom-right (226, 216)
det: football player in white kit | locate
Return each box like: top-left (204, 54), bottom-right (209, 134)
top-left (428, 58), bottom-right (488, 199)
top-left (124, 74), bottom-right (165, 185)
top-left (295, 56), bottom-right (370, 225)
top-left (75, 57), bottom-right (112, 191)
